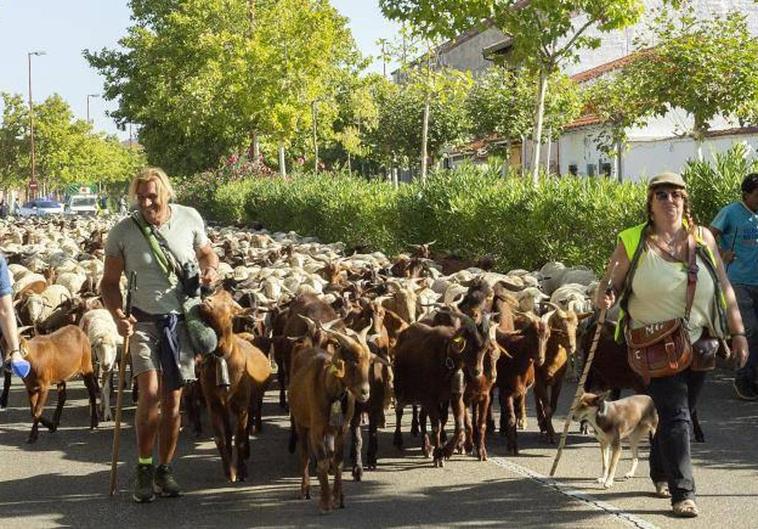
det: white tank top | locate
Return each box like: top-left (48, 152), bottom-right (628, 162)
top-left (627, 245), bottom-right (715, 342)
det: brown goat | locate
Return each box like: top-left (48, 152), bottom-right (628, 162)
top-left (534, 306), bottom-right (590, 443)
top-left (18, 325), bottom-right (99, 443)
top-left (288, 325), bottom-right (372, 513)
top-left (346, 300), bottom-right (395, 476)
top-left (392, 315), bottom-right (490, 467)
top-left (273, 293), bottom-right (341, 410)
top-left (495, 313), bottom-right (551, 455)
top-left (198, 289), bottom-right (272, 482)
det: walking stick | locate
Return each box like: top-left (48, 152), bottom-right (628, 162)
top-left (549, 261), bottom-right (618, 477)
top-left (109, 270), bottom-right (137, 496)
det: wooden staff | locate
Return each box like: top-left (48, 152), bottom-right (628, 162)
top-left (109, 270), bottom-right (136, 496)
top-left (550, 261), bottom-right (618, 477)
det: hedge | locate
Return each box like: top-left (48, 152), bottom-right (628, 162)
top-left (179, 144), bottom-right (756, 273)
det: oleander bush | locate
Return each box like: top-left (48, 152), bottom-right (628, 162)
top-left (181, 144), bottom-right (754, 273)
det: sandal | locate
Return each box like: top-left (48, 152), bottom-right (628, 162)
top-left (672, 499), bottom-right (699, 518)
top-left (654, 482), bottom-right (671, 498)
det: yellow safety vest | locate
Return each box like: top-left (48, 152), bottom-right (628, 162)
top-left (614, 222), bottom-right (727, 341)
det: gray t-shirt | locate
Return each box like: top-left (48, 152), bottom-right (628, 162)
top-left (105, 204), bottom-right (210, 314)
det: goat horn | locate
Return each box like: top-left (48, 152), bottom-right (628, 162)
top-left (542, 301), bottom-right (561, 312)
top-left (322, 317), bottom-right (343, 331)
top-left (359, 320), bottom-right (373, 344)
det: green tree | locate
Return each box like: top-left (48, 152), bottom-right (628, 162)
top-left (379, 0), bottom-right (653, 183)
top-left (626, 8), bottom-right (758, 161)
top-left (466, 67), bottom-right (581, 171)
top-left (369, 67), bottom-right (471, 174)
top-left (86, 0), bottom-right (359, 177)
top-left (1, 92), bottom-right (146, 193)
top-left (0, 92), bottom-right (29, 188)
top-left (583, 68), bottom-right (661, 180)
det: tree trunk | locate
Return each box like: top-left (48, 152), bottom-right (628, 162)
top-left (420, 100), bottom-right (430, 183)
top-left (530, 70), bottom-right (549, 185)
top-left (347, 152), bottom-right (352, 176)
top-left (502, 139), bottom-right (511, 177)
top-left (545, 129), bottom-right (553, 176)
top-left (312, 100), bottom-right (318, 173)
top-left (616, 137), bottom-right (623, 183)
top-left (278, 145), bottom-right (286, 178)
top-left (252, 132), bottom-right (260, 160)
top-left (693, 117), bottom-right (705, 161)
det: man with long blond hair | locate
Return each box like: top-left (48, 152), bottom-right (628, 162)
top-left (101, 167), bottom-right (219, 502)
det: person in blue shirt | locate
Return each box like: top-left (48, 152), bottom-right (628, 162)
top-left (711, 173), bottom-right (758, 400)
top-left (0, 254), bottom-right (27, 378)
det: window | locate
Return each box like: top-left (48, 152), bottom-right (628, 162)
top-left (587, 164), bottom-right (597, 177)
top-left (568, 164), bottom-right (578, 176)
top-left (600, 162), bottom-right (612, 177)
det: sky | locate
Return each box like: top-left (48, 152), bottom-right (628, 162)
top-left (0, 1), bottom-right (400, 139)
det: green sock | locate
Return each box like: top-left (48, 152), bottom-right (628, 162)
top-left (138, 456), bottom-right (153, 466)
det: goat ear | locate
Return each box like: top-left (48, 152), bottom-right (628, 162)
top-left (450, 333), bottom-right (467, 354)
top-left (577, 311), bottom-right (594, 321)
top-left (329, 359), bottom-right (346, 378)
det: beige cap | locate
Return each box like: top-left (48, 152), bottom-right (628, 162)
top-left (648, 171), bottom-right (687, 189)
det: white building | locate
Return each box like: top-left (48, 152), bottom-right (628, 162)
top-left (423, 0), bottom-right (758, 180)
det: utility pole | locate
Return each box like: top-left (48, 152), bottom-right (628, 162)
top-left (28, 50), bottom-right (46, 199)
top-left (312, 100), bottom-right (318, 173)
top-left (86, 93), bottom-right (100, 124)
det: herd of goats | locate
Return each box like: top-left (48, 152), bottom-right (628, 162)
top-left (1, 214), bottom-right (649, 512)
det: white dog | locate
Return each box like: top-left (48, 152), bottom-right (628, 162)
top-left (574, 392), bottom-right (658, 488)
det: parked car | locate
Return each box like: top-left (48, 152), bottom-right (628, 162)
top-left (65, 194), bottom-right (98, 216)
top-left (18, 198), bottom-right (65, 217)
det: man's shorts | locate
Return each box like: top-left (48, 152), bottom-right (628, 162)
top-left (131, 320), bottom-right (197, 382)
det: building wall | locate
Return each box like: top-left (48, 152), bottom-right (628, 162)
top-left (437, 27), bottom-right (507, 77)
top-left (558, 126), bottom-right (758, 181)
top-left (561, 0), bottom-right (758, 77)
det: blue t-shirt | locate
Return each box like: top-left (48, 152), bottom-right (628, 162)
top-left (711, 202), bottom-right (758, 286)
top-left (0, 254), bottom-right (12, 297)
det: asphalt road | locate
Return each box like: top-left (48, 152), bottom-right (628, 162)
top-left (1, 365), bottom-right (757, 529)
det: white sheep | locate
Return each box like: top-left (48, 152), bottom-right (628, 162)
top-left (80, 309), bottom-right (123, 421)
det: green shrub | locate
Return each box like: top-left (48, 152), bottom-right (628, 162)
top-left (181, 147), bottom-right (752, 273)
top-left (683, 143), bottom-right (758, 225)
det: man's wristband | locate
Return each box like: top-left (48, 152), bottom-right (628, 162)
top-left (732, 332), bottom-right (747, 337)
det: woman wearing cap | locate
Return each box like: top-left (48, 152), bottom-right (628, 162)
top-left (595, 171), bottom-right (748, 518)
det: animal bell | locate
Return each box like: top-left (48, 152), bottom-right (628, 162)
top-left (215, 357), bottom-right (230, 388)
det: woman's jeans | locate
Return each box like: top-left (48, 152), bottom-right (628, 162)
top-left (648, 368), bottom-right (706, 504)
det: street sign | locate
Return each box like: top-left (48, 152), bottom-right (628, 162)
top-left (28, 180), bottom-right (38, 190)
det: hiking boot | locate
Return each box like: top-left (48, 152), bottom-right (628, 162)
top-left (733, 375), bottom-right (758, 401)
top-left (155, 464), bottom-right (183, 497)
top-left (132, 464), bottom-right (156, 503)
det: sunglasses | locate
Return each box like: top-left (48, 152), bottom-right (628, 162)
top-left (654, 190), bottom-right (684, 201)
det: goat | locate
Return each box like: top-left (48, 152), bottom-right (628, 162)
top-left (495, 313), bottom-right (551, 455)
top-left (288, 324), bottom-right (372, 513)
top-left (392, 314), bottom-right (490, 467)
top-left (198, 289), bottom-right (272, 482)
top-left (533, 304), bottom-right (590, 443)
top-left (18, 325), bottom-right (99, 443)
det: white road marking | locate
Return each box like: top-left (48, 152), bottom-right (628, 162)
top-left (489, 457), bottom-right (662, 529)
